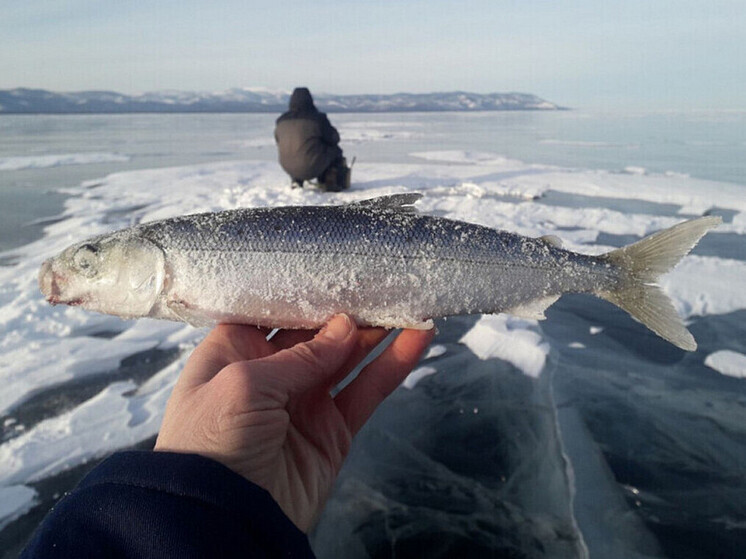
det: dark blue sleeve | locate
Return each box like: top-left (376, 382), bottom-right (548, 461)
top-left (20, 451), bottom-right (315, 558)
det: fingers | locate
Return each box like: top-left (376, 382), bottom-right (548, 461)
top-left (327, 327), bottom-right (391, 387)
top-left (272, 327), bottom-right (390, 387)
top-left (270, 328), bottom-right (318, 350)
top-left (250, 314), bottom-right (360, 395)
top-left (175, 324), bottom-right (275, 391)
top-left (335, 328), bottom-right (435, 436)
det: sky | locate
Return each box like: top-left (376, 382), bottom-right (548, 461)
top-left (1, 0), bottom-right (745, 110)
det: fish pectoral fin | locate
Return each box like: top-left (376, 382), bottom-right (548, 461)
top-left (400, 318), bottom-right (435, 330)
top-left (166, 298), bottom-right (213, 327)
top-left (506, 294), bottom-right (561, 320)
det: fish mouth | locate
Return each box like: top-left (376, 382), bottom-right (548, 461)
top-left (46, 295), bottom-right (84, 306)
top-left (39, 259), bottom-right (57, 299)
top-left (39, 259), bottom-right (83, 306)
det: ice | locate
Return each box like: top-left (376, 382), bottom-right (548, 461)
top-left (0, 485), bottom-right (37, 530)
top-left (340, 122), bottom-right (424, 143)
top-left (540, 139), bottom-right (639, 149)
top-left (705, 350), bottom-right (746, 379)
top-left (410, 150), bottom-right (518, 165)
top-left (621, 166), bottom-right (647, 175)
top-left (231, 121), bottom-right (424, 150)
top-left (1, 140), bottom-right (744, 553)
top-left (555, 407), bottom-right (663, 557)
top-left (314, 315), bottom-right (585, 558)
top-left (0, 152), bottom-right (129, 171)
top-left (0, 334), bottom-right (160, 414)
top-left (235, 137), bottom-right (275, 148)
top-left (0, 358), bottom-right (185, 487)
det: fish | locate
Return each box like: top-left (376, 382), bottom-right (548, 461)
top-left (38, 193), bottom-right (720, 350)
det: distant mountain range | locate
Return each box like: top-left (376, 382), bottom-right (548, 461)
top-left (0, 88), bottom-right (564, 114)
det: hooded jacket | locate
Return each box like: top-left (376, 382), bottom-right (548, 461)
top-left (275, 88), bottom-right (342, 180)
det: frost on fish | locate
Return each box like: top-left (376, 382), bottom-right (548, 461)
top-left (38, 194), bottom-right (720, 350)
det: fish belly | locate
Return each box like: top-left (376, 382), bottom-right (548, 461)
top-left (155, 248), bottom-right (585, 329)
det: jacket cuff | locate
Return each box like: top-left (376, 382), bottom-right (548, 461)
top-left (81, 450), bottom-right (311, 552)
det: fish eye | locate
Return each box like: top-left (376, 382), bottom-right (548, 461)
top-left (73, 244), bottom-right (100, 277)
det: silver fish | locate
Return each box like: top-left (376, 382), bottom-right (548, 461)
top-left (39, 194), bottom-right (720, 350)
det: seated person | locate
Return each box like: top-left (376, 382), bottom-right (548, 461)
top-left (275, 87), bottom-right (350, 191)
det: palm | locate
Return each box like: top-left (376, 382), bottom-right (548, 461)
top-left (226, 367), bottom-right (352, 530)
top-left (156, 317), bottom-right (434, 532)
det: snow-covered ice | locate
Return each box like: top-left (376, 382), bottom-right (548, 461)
top-left (705, 350), bottom-right (746, 379)
top-left (460, 315), bottom-right (549, 378)
top-left (339, 121), bottom-right (425, 143)
top-left (402, 366), bottom-right (438, 389)
top-left (1, 143), bottom-right (745, 556)
top-left (423, 344), bottom-right (447, 360)
top-left (0, 152), bottom-right (130, 171)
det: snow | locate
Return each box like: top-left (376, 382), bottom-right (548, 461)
top-left (339, 121), bottom-right (424, 143)
top-left (661, 256), bottom-right (746, 318)
top-left (423, 344), bottom-right (447, 359)
top-left (341, 128), bottom-right (422, 143)
top-left (413, 151), bottom-right (746, 222)
top-left (402, 366), bottom-right (438, 389)
top-left (0, 141), bottom-right (744, 532)
top-left (411, 150), bottom-right (517, 165)
top-left (0, 152), bottom-right (129, 171)
top-left (460, 315), bottom-right (549, 378)
top-left (705, 350), bottom-right (746, 379)
top-left (0, 361), bottom-right (184, 486)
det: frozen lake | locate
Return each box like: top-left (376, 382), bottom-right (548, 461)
top-left (0, 111), bottom-right (745, 558)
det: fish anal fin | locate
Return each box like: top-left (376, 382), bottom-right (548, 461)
top-left (506, 294), bottom-right (561, 320)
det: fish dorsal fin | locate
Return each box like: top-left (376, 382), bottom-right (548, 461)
top-left (506, 294), bottom-right (561, 320)
top-left (351, 193), bottom-right (422, 212)
top-left (539, 235), bottom-right (562, 248)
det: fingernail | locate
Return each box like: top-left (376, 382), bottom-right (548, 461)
top-left (323, 314), bottom-right (352, 341)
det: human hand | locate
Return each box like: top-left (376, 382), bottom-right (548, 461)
top-left (154, 315), bottom-right (434, 532)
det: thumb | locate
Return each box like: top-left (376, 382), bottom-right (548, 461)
top-left (256, 314), bottom-right (358, 394)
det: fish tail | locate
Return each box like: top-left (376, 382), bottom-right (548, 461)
top-left (597, 216), bottom-right (721, 351)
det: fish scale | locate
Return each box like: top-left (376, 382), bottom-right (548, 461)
top-left (142, 204), bottom-right (570, 265)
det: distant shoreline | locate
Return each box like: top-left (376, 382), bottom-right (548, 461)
top-left (0, 88), bottom-right (566, 115)
top-left (0, 107), bottom-right (571, 116)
